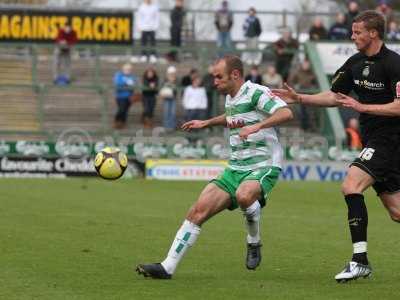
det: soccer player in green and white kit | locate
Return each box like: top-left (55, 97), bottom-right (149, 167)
top-left (136, 55), bottom-right (293, 279)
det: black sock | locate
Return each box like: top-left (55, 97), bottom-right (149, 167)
top-left (344, 194), bottom-right (368, 265)
top-left (352, 253), bottom-right (368, 265)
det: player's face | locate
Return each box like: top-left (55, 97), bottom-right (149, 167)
top-left (213, 61), bottom-right (234, 95)
top-left (351, 22), bottom-right (373, 52)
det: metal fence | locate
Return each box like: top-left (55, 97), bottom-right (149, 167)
top-left (0, 42), bottom-right (233, 137)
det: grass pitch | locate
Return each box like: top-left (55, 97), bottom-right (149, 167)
top-left (0, 178), bottom-right (399, 300)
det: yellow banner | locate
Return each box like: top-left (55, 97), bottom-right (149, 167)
top-left (0, 9), bottom-right (132, 44)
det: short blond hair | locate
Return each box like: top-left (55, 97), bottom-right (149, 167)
top-left (354, 10), bottom-right (386, 39)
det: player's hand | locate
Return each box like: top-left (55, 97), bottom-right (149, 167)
top-left (335, 93), bottom-right (366, 112)
top-left (181, 120), bottom-right (208, 131)
top-left (271, 83), bottom-right (300, 104)
top-left (239, 124), bottom-right (261, 140)
top-left (227, 119), bottom-right (245, 129)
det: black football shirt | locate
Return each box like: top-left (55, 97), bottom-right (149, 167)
top-left (331, 44), bottom-right (400, 139)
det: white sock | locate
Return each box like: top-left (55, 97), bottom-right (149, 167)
top-left (353, 241), bottom-right (367, 254)
top-left (161, 219), bottom-right (201, 275)
top-left (242, 200), bottom-right (261, 244)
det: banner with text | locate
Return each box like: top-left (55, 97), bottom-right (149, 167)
top-left (0, 140), bottom-right (356, 179)
top-left (0, 140), bottom-right (359, 162)
top-left (315, 42), bottom-right (400, 75)
top-left (146, 159), bottom-right (228, 181)
top-left (0, 8), bottom-right (132, 44)
top-left (145, 159), bottom-right (349, 182)
top-left (0, 156), bottom-right (141, 178)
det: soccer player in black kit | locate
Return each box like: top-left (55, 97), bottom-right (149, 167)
top-left (273, 10), bottom-right (400, 283)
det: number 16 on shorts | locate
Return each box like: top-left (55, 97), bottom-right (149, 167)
top-left (359, 148), bottom-right (375, 161)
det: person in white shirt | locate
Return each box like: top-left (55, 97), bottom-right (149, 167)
top-left (137, 0), bottom-right (160, 62)
top-left (182, 75), bottom-right (208, 121)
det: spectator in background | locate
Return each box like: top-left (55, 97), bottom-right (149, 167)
top-left (245, 65), bottom-right (262, 84)
top-left (309, 17), bottom-right (328, 41)
top-left (273, 28), bottom-right (299, 81)
top-left (53, 21), bottom-right (77, 85)
top-left (215, 1), bottom-right (233, 53)
top-left (169, 0), bottom-right (185, 61)
top-left (376, 0), bottom-right (395, 26)
top-left (202, 64), bottom-right (216, 119)
top-left (181, 68), bottom-right (198, 87)
top-left (345, 1), bottom-right (360, 32)
top-left (328, 12), bottom-right (350, 40)
top-left (345, 117), bottom-right (362, 151)
top-left (288, 60), bottom-right (317, 92)
top-left (182, 75), bottom-right (208, 122)
top-left (113, 63), bottom-right (136, 129)
top-left (262, 65), bottom-right (283, 89)
top-left (142, 67), bottom-right (159, 128)
top-left (387, 20), bottom-right (400, 41)
top-left (243, 7), bottom-right (262, 65)
top-left (137, 0), bottom-right (159, 63)
top-left (288, 59), bottom-right (317, 131)
top-left (160, 66), bottom-right (178, 131)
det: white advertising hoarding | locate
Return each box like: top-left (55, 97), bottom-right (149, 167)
top-left (146, 159), bottom-right (349, 182)
top-left (316, 42), bottom-right (400, 75)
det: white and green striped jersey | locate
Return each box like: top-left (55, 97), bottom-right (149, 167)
top-left (225, 80), bottom-right (287, 171)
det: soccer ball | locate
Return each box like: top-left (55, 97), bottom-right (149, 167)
top-left (94, 147), bottom-right (128, 180)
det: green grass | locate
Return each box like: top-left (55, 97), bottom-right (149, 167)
top-left (0, 179), bottom-right (399, 300)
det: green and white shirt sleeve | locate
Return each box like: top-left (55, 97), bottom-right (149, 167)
top-left (251, 87), bottom-right (288, 115)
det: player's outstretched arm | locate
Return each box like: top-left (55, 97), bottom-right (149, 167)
top-left (238, 107), bottom-right (293, 139)
top-left (271, 83), bottom-right (339, 107)
top-left (361, 99), bottom-right (400, 116)
top-left (337, 93), bottom-right (400, 116)
top-left (181, 114), bottom-right (227, 131)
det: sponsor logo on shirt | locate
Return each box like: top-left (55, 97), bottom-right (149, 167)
top-left (354, 79), bottom-right (385, 90)
top-left (362, 66), bottom-right (370, 77)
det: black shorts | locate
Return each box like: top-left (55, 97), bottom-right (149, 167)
top-left (351, 130), bottom-right (400, 195)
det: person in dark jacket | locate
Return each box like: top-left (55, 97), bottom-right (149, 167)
top-left (215, 1), bottom-right (233, 53)
top-left (181, 68), bottom-right (198, 87)
top-left (273, 29), bottom-right (299, 81)
top-left (345, 1), bottom-right (360, 32)
top-left (142, 67), bottom-right (159, 128)
top-left (169, 0), bottom-right (185, 61)
top-left (243, 7), bottom-right (262, 65)
top-left (309, 17), bottom-right (328, 41)
top-left (245, 65), bottom-right (262, 85)
top-left (328, 13), bottom-right (350, 40)
top-left (202, 64), bottom-right (216, 119)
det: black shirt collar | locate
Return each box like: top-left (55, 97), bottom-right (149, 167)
top-left (362, 43), bottom-right (388, 59)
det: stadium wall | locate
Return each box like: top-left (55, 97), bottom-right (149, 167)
top-left (0, 140), bottom-right (355, 181)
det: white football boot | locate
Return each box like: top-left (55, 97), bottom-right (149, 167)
top-left (335, 261), bottom-right (372, 283)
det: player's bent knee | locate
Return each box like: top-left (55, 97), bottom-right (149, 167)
top-left (186, 204), bottom-right (210, 226)
top-left (236, 190), bottom-right (253, 209)
top-left (341, 180), bottom-right (359, 195)
top-left (341, 182), bottom-right (351, 195)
